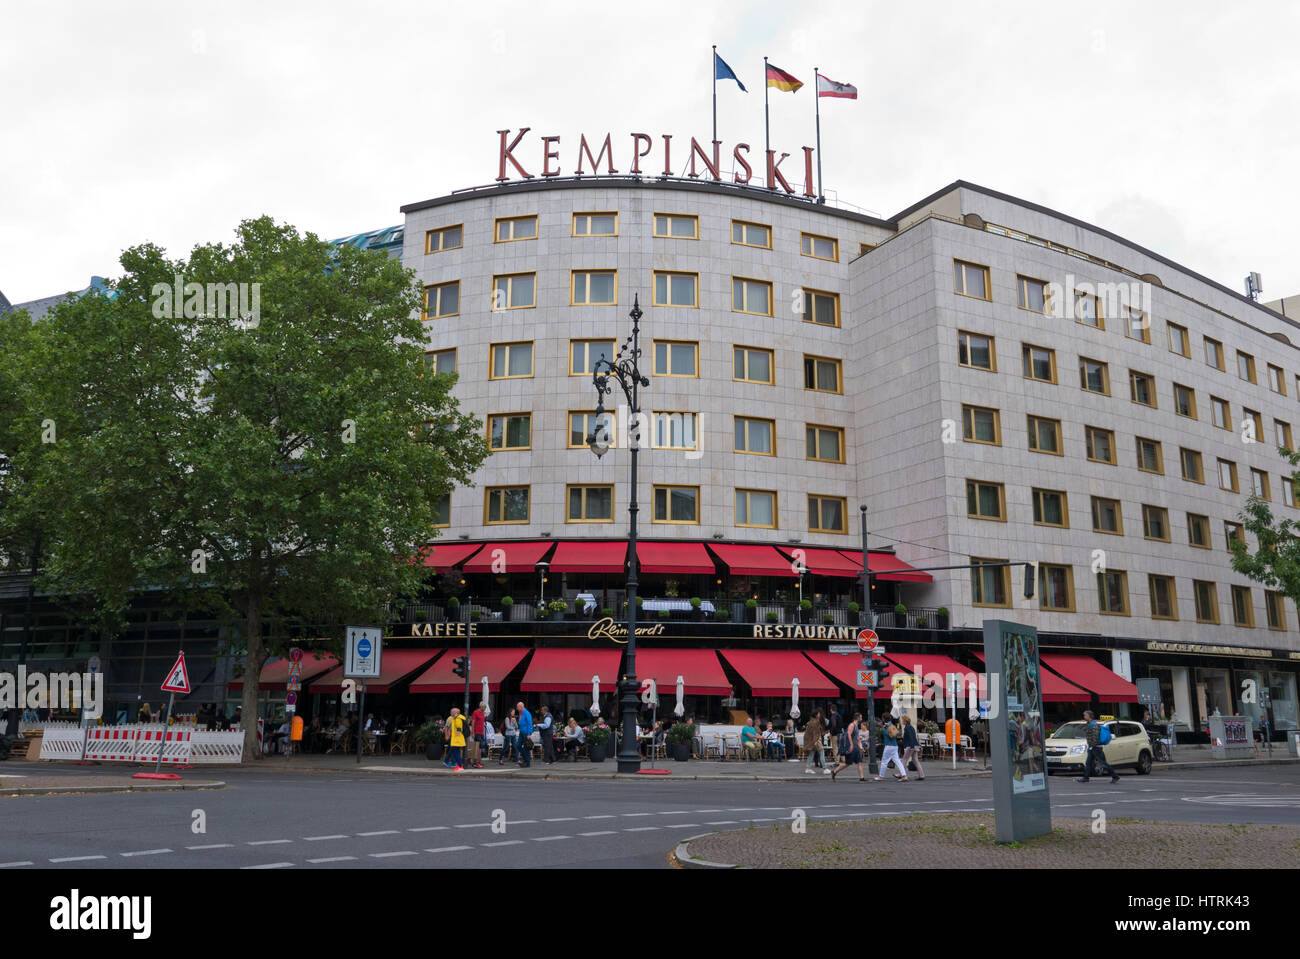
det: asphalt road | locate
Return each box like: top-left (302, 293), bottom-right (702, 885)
top-left (1, 763), bottom-right (1297, 869)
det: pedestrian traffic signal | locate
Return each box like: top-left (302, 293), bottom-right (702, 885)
top-left (452, 656), bottom-right (469, 679)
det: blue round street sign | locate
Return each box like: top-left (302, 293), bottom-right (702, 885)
top-left (358, 637), bottom-right (372, 658)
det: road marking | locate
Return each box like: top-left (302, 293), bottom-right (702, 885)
top-left (370, 851), bottom-right (417, 858)
top-left (704, 821), bottom-right (738, 826)
top-left (1183, 794), bottom-right (1300, 808)
top-left (533, 835), bottom-right (569, 842)
top-left (426, 846), bottom-right (473, 853)
top-left (308, 856), bottom-right (357, 863)
top-left (508, 819), bottom-right (538, 825)
top-left (622, 812), bottom-right (653, 817)
top-left (407, 826), bottom-right (449, 832)
top-left (666, 823), bottom-right (700, 829)
top-left (243, 862), bottom-right (294, 870)
top-left (187, 843), bottom-right (234, 850)
top-left (584, 814), bottom-right (616, 819)
top-left (50, 855), bottom-right (106, 863)
top-left (454, 823), bottom-right (490, 829)
top-left (727, 807), bottom-right (756, 811)
top-left (579, 831), bottom-right (617, 837)
top-left (0, 861), bottom-right (34, 868)
top-left (248, 839), bottom-right (293, 846)
top-left (121, 849), bottom-right (172, 857)
top-left (656, 810), bottom-right (692, 815)
top-left (624, 826), bottom-right (659, 832)
top-left (694, 809), bottom-right (726, 813)
top-left (543, 817), bottom-right (577, 822)
top-left (304, 835), bottom-right (349, 841)
top-left (357, 830), bottom-right (400, 837)
top-left (481, 840), bottom-right (523, 847)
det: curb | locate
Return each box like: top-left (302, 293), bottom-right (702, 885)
top-left (674, 833), bottom-right (737, 869)
top-left (0, 780), bottom-right (227, 797)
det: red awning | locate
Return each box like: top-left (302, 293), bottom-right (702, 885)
top-left (1040, 654), bottom-right (1139, 703)
top-left (309, 649), bottom-right (442, 695)
top-left (708, 544), bottom-right (798, 577)
top-left (637, 541), bottom-right (715, 575)
top-left (973, 651), bottom-right (1091, 703)
top-left (549, 540), bottom-right (628, 574)
top-left (882, 652), bottom-right (981, 702)
top-left (420, 542), bottom-right (485, 571)
top-left (519, 648), bottom-right (625, 693)
top-left (834, 550), bottom-right (933, 583)
top-left (228, 653), bottom-right (339, 691)
top-left (409, 648), bottom-right (531, 694)
top-left (718, 649), bottom-right (838, 697)
top-left (777, 547), bottom-right (861, 577)
top-left (802, 650), bottom-right (879, 700)
top-left (634, 648), bottom-right (732, 696)
top-left (462, 541), bottom-right (553, 574)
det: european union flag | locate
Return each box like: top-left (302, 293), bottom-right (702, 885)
top-left (714, 52), bottom-right (747, 92)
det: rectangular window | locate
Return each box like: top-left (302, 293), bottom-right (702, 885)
top-left (966, 480), bottom-right (1006, 521)
top-left (1187, 513), bottom-right (1211, 549)
top-left (1017, 275), bottom-right (1049, 314)
top-left (485, 486), bottom-right (530, 525)
top-left (1275, 420), bottom-right (1293, 450)
top-left (971, 557), bottom-right (1009, 607)
top-left (733, 345), bottom-right (774, 385)
top-left (1205, 337), bottom-right (1225, 370)
top-left (808, 495), bottom-right (848, 534)
top-left (803, 354), bottom-right (843, 393)
top-left (425, 224), bottom-right (463, 254)
top-left (425, 348), bottom-right (456, 375)
top-left (1232, 586), bottom-right (1255, 627)
top-left (570, 270), bottom-right (616, 305)
top-left (492, 272), bottom-right (536, 310)
top-left (423, 281), bottom-right (460, 320)
top-left (1027, 415), bottom-right (1063, 455)
top-left (802, 288), bottom-right (841, 327)
top-left (567, 484), bottom-right (614, 523)
top-left (489, 341), bottom-right (534, 379)
top-left (1180, 448), bottom-right (1204, 484)
top-left (433, 492), bottom-right (451, 528)
top-left (1173, 383), bottom-right (1197, 419)
top-left (572, 211), bottom-right (618, 236)
top-left (1022, 344), bottom-right (1057, 383)
top-left (1032, 488), bottom-right (1068, 528)
top-left (1125, 307), bottom-right (1151, 343)
top-left (953, 260), bottom-right (991, 300)
top-left (653, 485), bottom-right (700, 524)
top-left (653, 213), bottom-right (698, 239)
top-left (568, 410), bottom-right (616, 450)
top-left (1039, 565), bottom-right (1075, 612)
top-left (735, 488), bottom-right (778, 529)
top-left (652, 271), bottom-right (698, 307)
top-left (1225, 521), bottom-right (1245, 551)
top-left (1074, 290), bottom-right (1103, 329)
top-left (1250, 468), bottom-right (1271, 500)
top-left (1091, 496), bottom-right (1123, 535)
top-left (1266, 591), bottom-right (1287, 630)
top-left (731, 219), bottom-right (772, 248)
top-left (487, 412), bottom-right (531, 451)
top-left (652, 411), bottom-right (698, 450)
top-left (806, 424), bottom-right (846, 462)
top-left (653, 340), bottom-right (699, 377)
top-left (1238, 350), bottom-right (1256, 383)
top-left (1168, 323), bottom-right (1190, 357)
top-left (958, 331), bottom-right (996, 371)
top-left (800, 232), bottom-right (839, 260)
top-left (1129, 371), bottom-right (1156, 407)
top-left (1268, 364), bottom-right (1286, 395)
top-left (1218, 458), bottom-right (1239, 492)
top-left (1150, 575), bottom-right (1178, 620)
top-left (569, 339), bottom-right (616, 375)
top-left (494, 215), bottom-right (537, 242)
top-left (1097, 570), bottom-right (1129, 615)
top-left (1244, 408), bottom-right (1264, 441)
top-left (1142, 504), bottom-right (1170, 542)
top-left (962, 405), bottom-right (1001, 445)
top-left (1211, 396), bottom-right (1230, 430)
top-left (732, 277), bottom-right (773, 316)
top-left (734, 416), bottom-right (776, 456)
top-left (1194, 581), bottom-right (1219, 623)
top-left (1079, 357), bottom-right (1110, 395)
top-left (1136, 437), bottom-right (1164, 474)
top-left (1086, 426), bottom-right (1116, 465)
top-left (1284, 475), bottom-right (1297, 508)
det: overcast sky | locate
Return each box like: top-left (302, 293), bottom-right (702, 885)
top-left (2, 1), bottom-right (1297, 304)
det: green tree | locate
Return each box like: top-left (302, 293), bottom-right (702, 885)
top-left (1231, 447), bottom-right (1300, 608)
top-left (0, 217), bottom-right (487, 758)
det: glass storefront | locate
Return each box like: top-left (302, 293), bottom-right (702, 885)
top-left (1270, 672), bottom-right (1299, 731)
top-left (1196, 668), bottom-right (1233, 727)
top-left (1237, 669), bottom-right (1267, 731)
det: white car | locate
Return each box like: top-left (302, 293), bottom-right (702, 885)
top-left (1045, 720), bottom-right (1153, 776)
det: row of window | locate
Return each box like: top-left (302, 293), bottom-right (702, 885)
top-left (972, 559), bottom-right (1288, 630)
top-left (423, 272), bottom-right (842, 323)
top-left (436, 486), bottom-right (849, 532)
top-left (953, 258), bottom-right (1296, 401)
top-left (426, 214), bottom-right (841, 260)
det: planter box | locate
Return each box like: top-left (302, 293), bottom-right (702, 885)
top-left (670, 742), bottom-right (691, 762)
top-left (589, 743), bottom-right (607, 762)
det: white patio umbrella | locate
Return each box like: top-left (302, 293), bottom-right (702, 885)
top-left (789, 677), bottom-right (801, 720)
top-left (673, 675), bottom-right (685, 717)
top-left (481, 677), bottom-right (491, 718)
top-left (590, 675), bottom-right (600, 717)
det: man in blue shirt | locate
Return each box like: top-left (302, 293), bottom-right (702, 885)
top-left (740, 717), bottom-right (761, 760)
top-left (515, 701), bottom-right (534, 767)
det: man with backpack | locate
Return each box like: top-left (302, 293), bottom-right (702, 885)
top-left (1077, 710), bottom-right (1119, 784)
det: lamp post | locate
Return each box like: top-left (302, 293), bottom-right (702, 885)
top-left (587, 295), bottom-right (648, 774)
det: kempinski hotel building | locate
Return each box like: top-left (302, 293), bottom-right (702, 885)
top-left (5, 158), bottom-right (1300, 741)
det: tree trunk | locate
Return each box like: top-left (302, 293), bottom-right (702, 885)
top-left (240, 587), bottom-right (267, 762)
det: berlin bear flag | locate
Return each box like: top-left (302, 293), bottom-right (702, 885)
top-left (812, 69), bottom-right (859, 200)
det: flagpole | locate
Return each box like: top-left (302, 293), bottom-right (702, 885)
top-left (814, 68), bottom-right (824, 203)
top-left (712, 44), bottom-right (718, 146)
top-left (763, 56), bottom-right (770, 190)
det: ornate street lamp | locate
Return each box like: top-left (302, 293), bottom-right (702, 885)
top-left (587, 295), bottom-right (648, 773)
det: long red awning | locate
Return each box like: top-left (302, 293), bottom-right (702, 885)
top-left (462, 541), bottom-right (553, 574)
top-left (973, 651), bottom-right (1091, 703)
top-left (228, 653), bottom-right (339, 691)
top-left (637, 541), bottom-right (715, 575)
top-left (802, 650), bottom-right (878, 700)
top-left (1040, 654), bottom-right (1139, 703)
top-left (519, 648), bottom-right (625, 693)
top-left (634, 648), bottom-right (732, 696)
top-left (836, 550), bottom-right (934, 583)
top-left (882, 652), bottom-right (980, 703)
top-left (309, 649), bottom-right (442, 695)
top-left (409, 648), bottom-right (531, 694)
top-left (420, 542), bottom-right (485, 571)
top-left (777, 546), bottom-right (861, 577)
top-left (549, 540), bottom-right (627, 574)
top-left (718, 649), bottom-right (838, 697)
top-left (708, 544), bottom-right (798, 577)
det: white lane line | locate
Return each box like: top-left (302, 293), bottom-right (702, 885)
top-left (243, 862), bottom-right (295, 869)
top-left (625, 826), bottom-right (660, 832)
top-left (543, 817), bottom-right (577, 822)
top-left (621, 812), bottom-right (653, 817)
top-left (727, 807), bottom-right (756, 811)
top-left (583, 814), bottom-right (616, 819)
top-left (308, 856), bottom-right (357, 863)
top-left (50, 855), bottom-right (106, 863)
top-left (454, 823), bottom-right (490, 829)
top-left (426, 846), bottom-right (472, 853)
top-left (704, 821), bottom-right (738, 825)
top-left (481, 840), bottom-right (523, 848)
top-left (121, 849), bottom-right (172, 857)
top-left (357, 830), bottom-right (400, 837)
top-left (579, 831), bottom-right (617, 837)
top-left (508, 820), bottom-right (539, 825)
top-left (0, 861), bottom-right (34, 868)
top-left (248, 840), bottom-right (293, 846)
top-left (532, 836), bottom-right (569, 842)
top-left (408, 826), bottom-right (450, 833)
top-left (304, 835), bottom-right (349, 841)
top-left (370, 851), bottom-right (417, 858)
top-left (656, 811), bottom-right (692, 816)
top-left (187, 843), bottom-right (234, 850)
top-left (666, 823), bottom-right (701, 829)
top-left (694, 809), bottom-right (726, 813)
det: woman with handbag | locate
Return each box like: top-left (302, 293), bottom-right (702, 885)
top-left (874, 714), bottom-right (909, 781)
top-left (899, 714), bottom-right (925, 780)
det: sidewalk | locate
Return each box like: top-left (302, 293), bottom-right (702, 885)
top-left (0, 771), bottom-right (226, 796)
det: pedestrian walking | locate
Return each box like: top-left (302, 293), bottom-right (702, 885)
top-left (516, 701), bottom-right (534, 767)
top-left (500, 708), bottom-right (519, 764)
top-left (830, 712), bottom-right (865, 781)
top-left (803, 710), bottom-right (827, 774)
top-left (1077, 710), bottom-right (1119, 784)
top-left (469, 702), bottom-right (487, 768)
top-left (899, 714), bottom-right (925, 780)
top-left (538, 706), bottom-right (557, 763)
top-left (875, 714), bottom-right (908, 781)
top-left (444, 707), bottom-right (467, 771)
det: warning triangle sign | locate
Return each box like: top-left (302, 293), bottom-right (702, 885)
top-left (161, 652), bottom-right (191, 693)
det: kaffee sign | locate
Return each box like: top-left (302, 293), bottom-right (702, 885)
top-left (497, 128), bottom-right (817, 196)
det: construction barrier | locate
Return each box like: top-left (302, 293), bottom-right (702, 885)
top-left (85, 726), bottom-right (146, 762)
top-left (36, 724), bottom-right (239, 764)
top-left (36, 727), bottom-right (85, 761)
top-left (134, 728), bottom-right (194, 766)
top-left (189, 730), bottom-right (245, 764)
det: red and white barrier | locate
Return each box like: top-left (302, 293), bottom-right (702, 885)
top-left (134, 728), bottom-right (194, 766)
top-left (84, 726), bottom-right (140, 763)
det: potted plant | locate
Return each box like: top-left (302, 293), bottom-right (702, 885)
top-left (745, 598), bottom-right (758, 623)
top-left (416, 720), bottom-right (446, 761)
top-left (689, 596), bottom-right (704, 621)
top-left (936, 606), bottom-right (950, 630)
top-left (500, 595), bottom-right (514, 610)
top-left (657, 608), bottom-right (670, 619)
top-left (585, 720), bottom-right (611, 762)
top-left (799, 598), bottom-right (813, 623)
top-left (471, 609), bottom-right (482, 622)
top-left (667, 722), bottom-right (694, 761)
top-left (894, 603), bottom-right (908, 627)
top-left (823, 613), bottom-right (835, 625)
top-left (445, 596), bottom-right (460, 621)
top-left (916, 615), bottom-right (928, 628)
top-left (848, 600), bottom-right (861, 626)
top-left (716, 608), bottom-right (731, 621)
top-left (765, 610), bottom-right (780, 623)
top-left (600, 607), bottom-right (614, 618)
top-left (548, 599), bottom-right (569, 622)
top-left (414, 609), bottom-right (428, 622)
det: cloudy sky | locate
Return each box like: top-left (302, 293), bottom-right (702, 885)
top-left (2, 1), bottom-right (1297, 304)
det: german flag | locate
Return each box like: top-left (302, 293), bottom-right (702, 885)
top-left (765, 62), bottom-right (803, 93)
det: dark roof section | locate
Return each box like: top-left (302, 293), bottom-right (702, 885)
top-left (3, 277), bottom-right (113, 322)
top-left (0, 289), bottom-right (10, 313)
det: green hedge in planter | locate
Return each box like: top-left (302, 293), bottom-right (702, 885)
top-left (765, 611), bottom-right (780, 622)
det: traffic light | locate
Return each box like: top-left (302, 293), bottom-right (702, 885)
top-left (871, 658), bottom-right (891, 684)
top-left (1023, 562), bottom-right (1035, 599)
top-left (452, 655), bottom-right (469, 679)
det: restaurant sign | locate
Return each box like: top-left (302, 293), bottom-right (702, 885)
top-left (588, 618), bottom-right (667, 645)
top-left (753, 624), bottom-right (861, 640)
top-left (1146, 641), bottom-right (1275, 659)
top-left (409, 622), bottom-right (477, 638)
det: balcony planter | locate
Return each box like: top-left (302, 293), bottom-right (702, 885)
top-left (689, 597), bottom-right (704, 621)
top-left (745, 599), bottom-right (758, 623)
top-left (916, 616), bottom-right (929, 629)
top-left (936, 607), bottom-right (949, 630)
top-left (822, 613), bottom-right (835, 625)
top-left (894, 604), bottom-right (908, 628)
top-left (500, 596), bottom-right (514, 613)
top-left (847, 601), bottom-right (861, 627)
top-left (764, 611), bottom-right (780, 624)
top-left (716, 608), bottom-right (730, 621)
top-left (445, 598), bottom-right (460, 622)
top-left (798, 599), bottom-right (813, 623)
top-left (547, 601), bottom-right (569, 622)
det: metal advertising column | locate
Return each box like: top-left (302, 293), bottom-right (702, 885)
top-left (345, 627), bottom-right (382, 764)
top-left (983, 620), bottom-right (1051, 844)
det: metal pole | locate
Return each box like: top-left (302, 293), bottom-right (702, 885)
top-left (712, 44), bottom-right (717, 147)
top-left (356, 682), bottom-right (365, 764)
top-left (619, 300), bottom-right (644, 774)
top-left (463, 630), bottom-right (471, 717)
top-left (763, 56), bottom-right (770, 189)
top-left (860, 505), bottom-right (876, 774)
top-left (814, 68), bottom-right (823, 201)
top-left (155, 691), bottom-right (174, 773)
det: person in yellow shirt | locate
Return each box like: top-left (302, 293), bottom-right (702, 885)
top-left (445, 707), bottom-right (467, 771)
